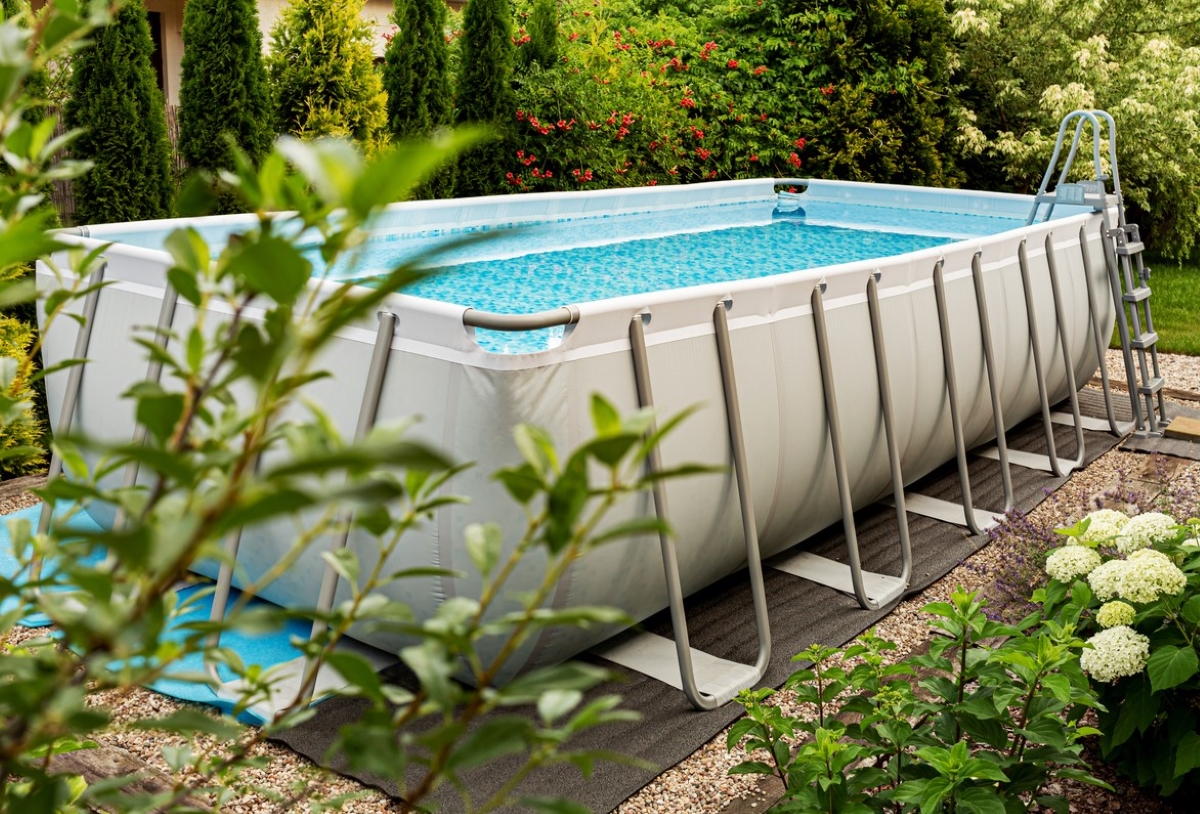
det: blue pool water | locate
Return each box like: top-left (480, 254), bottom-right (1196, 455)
top-left (101, 196), bottom-right (1025, 354)
top-left (329, 200), bottom-right (1022, 353)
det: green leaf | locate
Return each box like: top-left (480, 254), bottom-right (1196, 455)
top-left (514, 424), bottom-right (559, 478)
top-left (129, 385), bottom-right (184, 444)
top-left (445, 716), bottom-right (535, 771)
top-left (1147, 645), bottom-right (1199, 693)
top-left (956, 786), bottom-right (1008, 814)
top-left (494, 463), bottom-right (542, 504)
top-left (590, 393), bottom-right (622, 436)
top-left (465, 522), bottom-right (502, 579)
top-left (324, 651), bottom-right (383, 700)
top-left (226, 233), bottom-right (312, 304)
top-left (321, 548), bottom-right (360, 588)
top-left (127, 709), bottom-right (242, 741)
top-left (1181, 595), bottom-right (1200, 626)
top-left (537, 688), bottom-right (583, 724)
top-left (500, 662), bottom-right (611, 703)
top-left (590, 516), bottom-right (670, 545)
top-left (728, 761), bottom-right (777, 776)
top-left (399, 641), bottom-right (457, 708)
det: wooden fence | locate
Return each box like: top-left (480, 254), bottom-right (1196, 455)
top-left (47, 104), bottom-right (185, 227)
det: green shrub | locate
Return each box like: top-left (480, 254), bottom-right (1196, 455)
top-left (382, 0), bottom-right (455, 197)
top-left (267, 0), bottom-right (386, 143)
top-left (519, 0), bottom-right (559, 71)
top-left (178, 0), bottom-right (273, 209)
top-left (1040, 510), bottom-right (1200, 796)
top-left (0, 312), bottom-right (44, 478)
top-left (951, 0), bottom-right (1200, 258)
top-left (63, 0), bottom-right (174, 225)
top-left (456, 0), bottom-right (517, 195)
top-left (731, 589), bottom-right (1106, 811)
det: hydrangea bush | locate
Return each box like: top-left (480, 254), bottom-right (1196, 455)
top-left (1039, 509), bottom-right (1200, 795)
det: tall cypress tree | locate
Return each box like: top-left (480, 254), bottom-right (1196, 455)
top-left (520, 0), bottom-right (559, 71)
top-left (383, 0), bottom-right (455, 197)
top-left (267, 0), bottom-right (386, 143)
top-left (178, 0), bottom-right (273, 206)
top-left (64, 0), bottom-right (173, 224)
top-left (456, 0), bottom-right (516, 196)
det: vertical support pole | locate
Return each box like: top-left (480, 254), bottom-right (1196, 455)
top-left (970, 253), bottom-right (1014, 512)
top-left (865, 274), bottom-right (912, 589)
top-left (1077, 225), bottom-right (1124, 435)
top-left (811, 283), bottom-right (880, 610)
top-left (712, 301), bottom-right (771, 678)
top-left (111, 286), bottom-right (180, 537)
top-left (34, 262), bottom-right (107, 571)
top-left (932, 261), bottom-right (986, 536)
top-left (1044, 234), bottom-right (1087, 467)
top-left (628, 312), bottom-right (707, 709)
top-left (1016, 241), bottom-right (1063, 476)
top-left (297, 311), bottom-right (399, 705)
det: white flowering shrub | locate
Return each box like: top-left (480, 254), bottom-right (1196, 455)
top-left (1096, 600), bottom-right (1135, 629)
top-left (952, 0), bottom-right (1200, 258)
top-left (1116, 511), bottom-right (1179, 554)
top-left (1039, 512), bottom-right (1200, 795)
top-left (1076, 508), bottom-right (1129, 546)
top-left (1079, 625), bottom-right (1150, 683)
top-left (1044, 545), bottom-right (1102, 583)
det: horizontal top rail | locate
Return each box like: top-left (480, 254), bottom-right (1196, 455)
top-left (462, 304), bottom-right (581, 331)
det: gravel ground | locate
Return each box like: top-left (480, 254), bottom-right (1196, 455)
top-left (1106, 348), bottom-right (1200, 397)
top-left (3, 352), bottom-right (1198, 813)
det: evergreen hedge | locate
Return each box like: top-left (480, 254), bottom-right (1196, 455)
top-left (456, 0), bottom-right (517, 196)
top-left (178, 0), bottom-right (273, 206)
top-left (64, 0), bottom-right (174, 225)
top-left (383, 0), bottom-right (455, 197)
top-left (267, 0), bottom-right (386, 143)
top-left (520, 0), bottom-right (559, 71)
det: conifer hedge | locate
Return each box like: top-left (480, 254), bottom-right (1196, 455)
top-left (383, 0), bottom-right (455, 197)
top-left (267, 0), bottom-right (386, 143)
top-left (456, 0), bottom-right (517, 196)
top-left (178, 0), bottom-right (273, 202)
top-left (64, 0), bottom-right (173, 225)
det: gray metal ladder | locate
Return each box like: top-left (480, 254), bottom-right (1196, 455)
top-left (1027, 109), bottom-right (1167, 435)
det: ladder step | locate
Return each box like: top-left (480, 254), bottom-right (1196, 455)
top-left (591, 631), bottom-right (762, 705)
top-left (768, 551), bottom-right (907, 606)
top-left (1123, 287), bottom-right (1152, 303)
top-left (1115, 240), bottom-right (1145, 256)
top-left (1130, 331), bottom-right (1158, 350)
top-left (1139, 377), bottom-right (1165, 396)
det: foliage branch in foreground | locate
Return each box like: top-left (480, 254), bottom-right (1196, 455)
top-left (1, 6), bottom-right (692, 812)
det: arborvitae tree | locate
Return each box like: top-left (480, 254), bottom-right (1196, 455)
top-left (520, 0), bottom-right (559, 71)
top-left (456, 0), bottom-right (517, 195)
top-left (64, 0), bottom-right (173, 224)
top-left (0, 314), bottom-right (45, 478)
top-left (178, 0), bottom-right (273, 206)
top-left (267, 0), bottom-right (386, 143)
top-left (382, 0), bottom-right (455, 197)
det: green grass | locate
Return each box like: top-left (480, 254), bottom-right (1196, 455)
top-left (1126, 255), bottom-right (1200, 356)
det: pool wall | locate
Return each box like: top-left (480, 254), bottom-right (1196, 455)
top-left (38, 179), bottom-right (1112, 680)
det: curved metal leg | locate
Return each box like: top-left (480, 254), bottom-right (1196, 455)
top-left (970, 253), bottom-right (1014, 512)
top-left (1016, 240), bottom-right (1063, 477)
top-left (1076, 224), bottom-right (1126, 435)
top-left (1044, 234), bottom-right (1086, 470)
top-left (600, 308), bottom-right (769, 710)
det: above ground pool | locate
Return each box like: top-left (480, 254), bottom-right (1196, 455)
top-left (39, 178), bottom-right (1112, 692)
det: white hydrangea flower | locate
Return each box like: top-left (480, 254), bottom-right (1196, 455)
top-left (1087, 559), bottom-right (1126, 601)
top-left (1116, 512), bottom-right (1178, 554)
top-left (1076, 509), bottom-right (1130, 546)
top-left (1045, 546), bottom-right (1102, 583)
top-left (1118, 549), bottom-right (1187, 603)
top-left (1080, 625), bottom-right (1150, 683)
top-left (1096, 600), bottom-right (1136, 629)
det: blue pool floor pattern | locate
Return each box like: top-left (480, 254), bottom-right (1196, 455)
top-left (1, 503), bottom-right (310, 725)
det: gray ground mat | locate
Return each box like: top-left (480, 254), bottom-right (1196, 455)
top-left (272, 391), bottom-right (1126, 813)
top-left (1122, 403), bottom-right (1200, 461)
